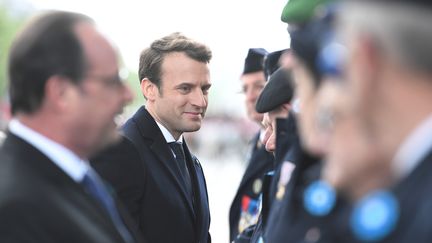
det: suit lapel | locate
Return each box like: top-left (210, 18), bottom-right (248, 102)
top-left (392, 150), bottom-right (432, 232)
top-left (2, 132), bottom-right (127, 242)
top-left (130, 107), bottom-right (196, 219)
top-left (184, 142), bottom-right (210, 242)
top-left (115, 197), bottom-right (146, 243)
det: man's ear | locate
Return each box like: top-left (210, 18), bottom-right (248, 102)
top-left (354, 34), bottom-right (383, 92)
top-left (44, 75), bottom-right (73, 112)
top-left (140, 78), bottom-right (157, 101)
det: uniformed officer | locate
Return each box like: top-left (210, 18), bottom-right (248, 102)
top-left (232, 49), bottom-right (294, 243)
top-left (229, 48), bottom-right (274, 242)
top-left (257, 1), bottom-right (351, 242)
top-left (244, 64), bottom-right (298, 243)
top-left (322, 0), bottom-right (432, 242)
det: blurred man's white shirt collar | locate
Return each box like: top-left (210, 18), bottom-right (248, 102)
top-left (155, 121), bottom-right (183, 144)
top-left (8, 119), bottom-right (89, 182)
top-left (0, 130), bottom-right (5, 145)
top-left (393, 113), bottom-right (432, 180)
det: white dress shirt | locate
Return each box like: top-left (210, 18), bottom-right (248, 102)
top-left (155, 121), bottom-right (183, 144)
top-left (8, 119), bottom-right (90, 182)
top-left (155, 121), bottom-right (184, 159)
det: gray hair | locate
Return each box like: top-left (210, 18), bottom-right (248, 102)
top-left (338, 1), bottom-right (432, 74)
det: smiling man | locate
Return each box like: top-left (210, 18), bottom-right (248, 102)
top-left (92, 32), bottom-right (212, 243)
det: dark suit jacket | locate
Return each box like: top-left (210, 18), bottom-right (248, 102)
top-left (92, 106), bottom-right (211, 243)
top-left (0, 132), bottom-right (144, 243)
top-left (229, 131), bottom-right (274, 241)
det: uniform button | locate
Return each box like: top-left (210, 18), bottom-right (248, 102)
top-left (305, 227), bottom-right (321, 243)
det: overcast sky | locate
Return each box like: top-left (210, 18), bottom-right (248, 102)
top-left (13, 0), bottom-right (291, 116)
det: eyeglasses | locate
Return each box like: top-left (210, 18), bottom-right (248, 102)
top-left (85, 73), bottom-right (127, 89)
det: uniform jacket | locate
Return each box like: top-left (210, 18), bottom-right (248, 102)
top-left (0, 133), bottom-right (144, 243)
top-left (229, 131), bottom-right (274, 241)
top-left (343, 149), bottom-right (432, 243)
top-left (92, 106), bottom-right (211, 243)
top-left (236, 115), bottom-right (300, 243)
top-left (264, 148), bottom-right (432, 243)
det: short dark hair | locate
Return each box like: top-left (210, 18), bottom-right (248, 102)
top-left (7, 11), bottom-right (92, 115)
top-left (138, 32), bottom-right (212, 90)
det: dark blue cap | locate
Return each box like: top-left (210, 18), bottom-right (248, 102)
top-left (264, 49), bottom-right (289, 81)
top-left (289, 4), bottom-right (337, 85)
top-left (242, 48), bottom-right (268, 75)
top-left (255, 67), bottom-right (294, 113)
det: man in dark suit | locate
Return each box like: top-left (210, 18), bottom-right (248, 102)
top-left (0, 11), bottom-right (144, 243)
top-left (229, 48), bottom-right (275, 242)
top-left (92, 32), bottom-right (212, 243)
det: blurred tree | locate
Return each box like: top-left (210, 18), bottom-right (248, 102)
top-left (0, 3), bottom-right (26, 98)
top-left (121, 69), bottom-right (145, 119)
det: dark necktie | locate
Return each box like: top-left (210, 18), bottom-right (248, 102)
top-left (81, 170), bottom-right (134, 243)
top-left (169, 142), bottom-right (193, 199)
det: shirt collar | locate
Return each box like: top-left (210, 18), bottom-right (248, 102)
top-left (392, 113), bottom-right (432, 180)
top-left (8, 119), bottom-right (89, 182)
top-left (155, 121), bottom-right (183, 144)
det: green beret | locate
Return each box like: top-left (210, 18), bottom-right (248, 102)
top-left (281, 0), bottom-right (332, 24)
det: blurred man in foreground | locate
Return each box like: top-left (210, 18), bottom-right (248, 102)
top-left (323, 0), bottom-right (432, 241)
top-left (0, 10), bottom-right (142, 243)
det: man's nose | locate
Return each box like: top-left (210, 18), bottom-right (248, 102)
top-left (191, 89), bottom-right (207, 107)
top-left (265, 134), bottom-right (276, 153)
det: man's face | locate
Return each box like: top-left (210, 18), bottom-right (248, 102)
top-left (69, 23), bottom-right (133, 156)
top-left (150, 52), bottom-right (211, 139)
top-left (337, 25), bottom-right (379, 138)
top-left (291, 58), bottom-right (324, 155)
top-left (262, 105), bottom-right (290, 154)
top-left (241, 71), bottom-right (266, 124)
top-left (321, 29), bottom-right (390, 196)
top-left (321, 81), bottom-right (384, 196)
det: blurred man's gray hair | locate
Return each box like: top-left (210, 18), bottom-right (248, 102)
top-left (338, 1), bottom-right (432, 74)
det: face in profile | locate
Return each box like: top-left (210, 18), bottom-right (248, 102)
top-left (262, 105), bottom-right (291, 154)
top-left (320, 69), bottom-right (386, 199)
top-left (291, 58), bottom-right (327, 156)
top-left (69, 22), bottom-right (133, 155)
top-left (241, 71), bottom-right (266, 124)
top-left (149, 52), bottom-right (211, 139)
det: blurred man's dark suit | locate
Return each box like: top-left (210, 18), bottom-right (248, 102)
top-left (0, 133), bottom-right (144, 243)
top-left (92, 106), bottom-right (211, 243)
